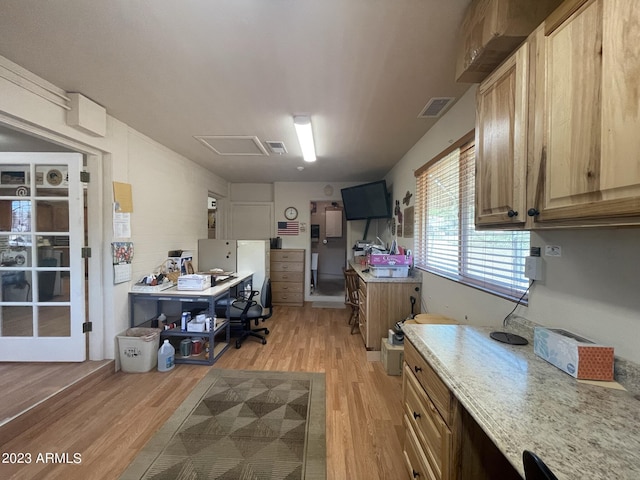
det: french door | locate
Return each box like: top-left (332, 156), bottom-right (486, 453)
top-left (0, 152), bottom-right (85, 361)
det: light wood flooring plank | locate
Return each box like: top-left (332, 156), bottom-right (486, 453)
top-left (0, 302), bottom-right (405, 479)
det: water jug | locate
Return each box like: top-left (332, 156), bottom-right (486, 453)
top-left (157, 339), bottom-right (175, 372)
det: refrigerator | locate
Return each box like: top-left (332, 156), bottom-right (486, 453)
top-left (197, 239), bottom-right (270, 298)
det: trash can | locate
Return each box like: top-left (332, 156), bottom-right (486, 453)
top-left (117, 327), bottom-right (163, 373)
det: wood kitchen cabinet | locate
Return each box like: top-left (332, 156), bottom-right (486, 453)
top-left (475, 0), bottom-right (640, 229)
top-left (356, 274), bottom-right (420, 350)
top-left (475, 42), bottom-right (529, 227)
top-left (403, 340), bottom-right (521, 480)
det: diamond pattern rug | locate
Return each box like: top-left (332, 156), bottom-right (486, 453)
top-left (120, 369), bottom-right (326, 480)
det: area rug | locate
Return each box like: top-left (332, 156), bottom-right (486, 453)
top-left (120, 369), bottom-right (326, 480)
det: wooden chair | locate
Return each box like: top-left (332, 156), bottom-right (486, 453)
top-left (343, 268), bottom-right (360, 334)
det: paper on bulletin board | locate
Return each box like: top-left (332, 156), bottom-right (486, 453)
top-left (113, 203), bottom-right (131, 238)
top-left (113, 181), bottom-right (133, 213)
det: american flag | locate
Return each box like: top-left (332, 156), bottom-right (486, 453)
top-left (277, 221), bottom-right (299, 235)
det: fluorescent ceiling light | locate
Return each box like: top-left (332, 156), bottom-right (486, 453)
top-left (293, 115), bottom-right (316, 162)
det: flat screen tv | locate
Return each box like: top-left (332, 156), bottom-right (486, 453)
top-left (341, 180), bottom-right (391, 221)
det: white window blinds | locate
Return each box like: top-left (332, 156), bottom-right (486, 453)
top-left (414, 133), bottom-right (530, 300)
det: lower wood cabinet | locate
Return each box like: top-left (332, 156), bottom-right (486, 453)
top-left (270, 249), bottom-right (304, 306)
top-left (357, 276), bottom-right (420, 350)
top-left (403, 340), bottom-right (521, 480)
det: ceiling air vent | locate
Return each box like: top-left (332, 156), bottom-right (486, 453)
top-left (418, 97), bottom-right (455, 118)
top-left (194, 135), bottom-right (269, 156)
top-left (265, 141), bottom-right (287, 155)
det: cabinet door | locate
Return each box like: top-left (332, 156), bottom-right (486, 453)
top-left (532, 0), bottom-right (640, 224)
top-left (475, 43), bottom-right (528, 227)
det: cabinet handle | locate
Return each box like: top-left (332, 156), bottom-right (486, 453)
top-left (414, 365), bottom-right (422, 373)
top-left (527, 208), bottom-right (540, 217)
top-left (413, 411), bottom-right (421, 420)
top-left (507, 209), bottom-right (518, 218)
top-left (412, 469), bottom-right (420, 478)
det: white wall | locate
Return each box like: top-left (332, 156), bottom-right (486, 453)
top-left (0, 57), bottom-right (230, 360)
top-left (385, 86), bottom-right (640, 364)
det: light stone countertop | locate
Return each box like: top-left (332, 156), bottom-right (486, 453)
top-left (348, 259), bottom-right (421, 283)
top-left (403, 324), bottom-right (640, 480)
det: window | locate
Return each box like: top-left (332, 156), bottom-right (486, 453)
top-left (414, 131), bottom-right (530, 300)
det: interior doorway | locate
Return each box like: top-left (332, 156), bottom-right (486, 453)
top-left (309, 201), bottom-right (346, 299)
top-left (207, 195), bottom-right (217, 239)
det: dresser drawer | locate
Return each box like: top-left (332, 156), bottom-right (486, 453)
top-left (272, 282), bottom-right (303, 293)
top-left (272, 291), bottom-right (303, 304)
top-left (271, 250), bottom-right (304, 263)
top-left (271, 261), bottom-right (304, 273)
top-left (405, 340), bottom-right (452, 426)
top-left (403, 414), bottom-right (438, 480)
top-left (404, 364), bottom-right (451, 479)
top-left (270, 271), bottom-right (304, 283)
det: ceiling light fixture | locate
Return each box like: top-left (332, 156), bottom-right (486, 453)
top-left (293, 115), bottom-right (316, 162)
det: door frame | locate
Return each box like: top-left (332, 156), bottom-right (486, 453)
top-left (0, 114), bottom-right (106, 360)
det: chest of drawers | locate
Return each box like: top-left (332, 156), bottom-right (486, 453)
top-left (270, 249), bottom-right (304, 306)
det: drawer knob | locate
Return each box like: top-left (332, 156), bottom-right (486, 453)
top-left (412, 469), bottom-right (420, 478)
top-left (414, 365), bottom-right (422, 373)
top-left (413, 411), bottom-right (421, 420)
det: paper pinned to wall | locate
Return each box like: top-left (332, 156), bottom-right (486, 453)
top-left (113, 181), bottom-right (133, 212)
top-left (113, 203), bottom-right (131, 238)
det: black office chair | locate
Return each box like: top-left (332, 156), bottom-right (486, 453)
top-left (217, 278), bottom-right (273, 349)
top-left (523, 450), bottom-right (558, 480)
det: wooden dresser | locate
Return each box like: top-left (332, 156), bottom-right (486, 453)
top-left (270, 249), bottom-right (304, 306)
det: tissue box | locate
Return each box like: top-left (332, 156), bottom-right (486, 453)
top-left (177, 274), bottom-right (211, 291)
top-left (533, 327), bottom-right (614, 381)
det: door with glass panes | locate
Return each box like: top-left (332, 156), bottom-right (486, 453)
top-left (0, 153), bottom-right (85, 361)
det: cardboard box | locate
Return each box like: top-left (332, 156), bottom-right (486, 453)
top-left (177, 274), bottom-right (211, 291)
top-left (381, 338), bottom-right (404, 376)
top-left (367, 254), bottom-right (413, 266)
top-left (533, 327), bottom-right (614, 381)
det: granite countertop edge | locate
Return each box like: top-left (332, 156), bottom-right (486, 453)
top-left (403, 324), bottom-right (640, 480)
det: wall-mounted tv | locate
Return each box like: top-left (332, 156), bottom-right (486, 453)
top-left (341, 180), bottom-right (391, 221)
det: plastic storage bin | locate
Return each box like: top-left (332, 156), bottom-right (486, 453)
top-left (118, 327), bottom-right (162, 373)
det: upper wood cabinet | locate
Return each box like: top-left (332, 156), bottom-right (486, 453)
top-left (475, 42), bottom-right (529, 227)
top-left (475, 0), bottom-right (640, 229)
top-left (530, 0), bottom-right (640, 226)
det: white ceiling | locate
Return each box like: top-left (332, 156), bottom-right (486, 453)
top-left (0, 0), bottom-right (472, 183)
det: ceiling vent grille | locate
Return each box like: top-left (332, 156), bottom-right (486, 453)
top-left (418, 97), bottom-right (455, 118)
top-left (265, 141), bottom-right (287, 155)
top-left (194, 135), bottom-right (269, 156)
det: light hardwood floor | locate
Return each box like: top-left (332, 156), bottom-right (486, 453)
top-left (0, 303), bottom-right (406, 480)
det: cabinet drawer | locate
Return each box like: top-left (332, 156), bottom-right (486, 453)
top-left (405, 340), bottom-right (452, 425)
top-left (270, 271), bottom-right (304, 283)
top-left (271, 250), bottom-right (304, 263)
top-left (272, 291), bottom-right (303, 304)
top-left (272, 282), bottom-right (303, 293)
top-left (403, 414), bottom-right (438, 480)
top-left (404, 365), bottom-right (451, 479)
top-left (271, 261), bottom-right (304, 273)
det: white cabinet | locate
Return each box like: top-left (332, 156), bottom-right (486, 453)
top-left (325, 208), bottom-right (343, 237)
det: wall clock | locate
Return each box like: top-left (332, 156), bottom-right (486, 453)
top-left (284, 206), bottom-right (298, 220)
